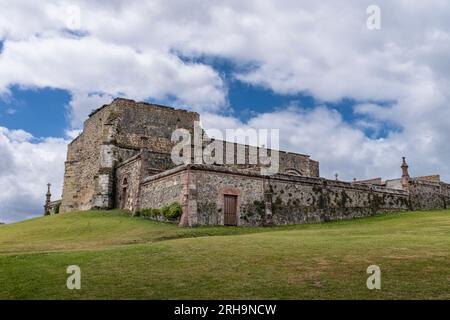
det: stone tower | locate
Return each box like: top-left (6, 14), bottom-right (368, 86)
top-left (60, 98), bottom-right (199, 213)
top-left (401, 157), bottom-right (410, 192)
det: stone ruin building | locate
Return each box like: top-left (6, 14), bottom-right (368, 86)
top-left (46, 98), bottom-right (450, 226)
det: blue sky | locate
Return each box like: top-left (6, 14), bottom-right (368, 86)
top-left (0, 47), bottom-right (400, 142)
top-left (0, 86), bottom-right (70, 137)
top-left (0, 58), bottom-right (394, 140)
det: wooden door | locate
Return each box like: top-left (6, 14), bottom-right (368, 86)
top-left (224, 195), bottom-right (238, 226)
top-left (121, 187), bottom-right (127, 209)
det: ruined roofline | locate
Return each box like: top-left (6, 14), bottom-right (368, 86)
top-left (206, 138), bottom-right (314, 159)
top-left (353, 177), bottom-right (384, 185)
top-left (413, 175), bottom-right (441, 182)
top-left (106, 141), bottom-right (317, 167)
top-left (72, 98), bottom-right (316, 160)
top-left (87, 97), bottom-right (200, 118)
top-left (65, 98), bottom-right (200, 146)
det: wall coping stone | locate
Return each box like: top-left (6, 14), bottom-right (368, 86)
top-left (140, 163), bottom-right (409, 195)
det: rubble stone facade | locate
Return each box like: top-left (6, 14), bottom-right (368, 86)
top-left (59, 98), bottom-right (450, 226)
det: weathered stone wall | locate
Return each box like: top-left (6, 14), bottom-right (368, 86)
top-left (61, 98), bottom-right (199, 212)
top-left (386, 179), bottom-right (403, 190)
top-left (122, 163), bottom-right (449, 227)
top-left (137, 165), bottom-right (412, 227)
top-left (112, 99), bottom-right (199, 153)
top-left (115, 154), bottom-right (142, 211)
top-left (139, 170), bottom-right (184, 211)
top-left (268, 177), bottom-right (410, 225)
top-left (193, 167), bottom-right (265, 226)
top-left (443, 183), bottom-right (450, 207)
top-left (61, 104), bottom-right (112, 212)
top-left (309, 160), bottom-right (320, 178)
top-left (197, 139), bottom-right (319, 177)
top-left (61, 98), bottom-right (323, 213)
top-left (409, 180), bottom-right (450, 210)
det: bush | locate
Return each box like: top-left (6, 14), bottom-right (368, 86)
top-left (164, 202), bottom-right (182, 221)
top-left (137, 202), bottom-right (182, 221)
top-left (139, 208), bottom-right (160, 218)
top-left (161, 205), bottom-right (170, 218)
top-left (53, 202), bottom-right (61, 214)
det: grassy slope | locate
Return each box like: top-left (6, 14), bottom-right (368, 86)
top-left (0, 210), bottom-right (275, 254)
top-left (0, 209), bottom-right (449, 299)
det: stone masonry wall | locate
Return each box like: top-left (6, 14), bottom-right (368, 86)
top-left (61, 98), bottom-right (199, 212)
top-left (134, 165), bottom-right (412, 227)
top-left (193, 168), bottom-right (265, 226)
top-left (201, 140), bottom-right (319, 177)
top-left (139, 170), bottom-right (184, 211)
top-left (113, 99), bottom-right (199, 154)
top-left (61, 98), bottom-right (322, 213)
top-left (61, 104), bottom-right (112, 212)
top-left (268, 177), bottom-right (410, 225)
top-left (409, 180), bottom-right (450, 210)
top-left (115, 155), bottom-right (142, 211)
top-left (188, 166), bottom-right (410, 226)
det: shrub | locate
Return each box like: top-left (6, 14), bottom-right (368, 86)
top-left (164, 202), bottom-right (182, 221)
top-left (161, 205), bottom-right (170, 218)
top-left (139, 208), bottom-right (159, 218)
top-left (151, 208), bottom-right (160, 217)
top-left (54, 202), bottom-right (61, 214)
top-left (136, 202), bottom-right (182, 221)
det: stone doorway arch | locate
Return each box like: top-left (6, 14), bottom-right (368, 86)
top-left (121, 177), bottom-right (128, 209)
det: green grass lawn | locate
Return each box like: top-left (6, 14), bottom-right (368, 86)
top-left (0, 209), bottom-right (449, 299)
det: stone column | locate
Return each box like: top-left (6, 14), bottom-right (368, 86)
top-left (179, 167), bottom-right (198, 227)
top-left (401, 157), bottom-right (410, 192)
top-left (263, 177), bottom-right (274, 225)
top-left (134, 140), bottom-right (150, 213)
top-left (44, 183), bottom-right (51, 215)
top-left (92, 143), bottom-right (116, 209)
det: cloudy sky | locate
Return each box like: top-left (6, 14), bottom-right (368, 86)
top-left (1, 0), bottom-right (450, 222)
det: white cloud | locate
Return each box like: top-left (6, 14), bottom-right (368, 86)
top-left (67, 92), bottom-right (114, 129)
top-left (201, 105), bottom-right (450, 182)
top-left (0, 36), bottom-right (226, 119)
top-left (0, 127), bottom-right (67, 223)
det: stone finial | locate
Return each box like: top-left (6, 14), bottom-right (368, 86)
top-left (44, 183), bottom-right (52, 215)
top-left (401, 157), bottom-right (409, 176)
top-left (401, 157), bottom-right (410, 192)
top-left (335, 173), bottom-right (339, 181)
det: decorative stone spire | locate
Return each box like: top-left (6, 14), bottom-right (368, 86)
top-left (44, 183), bottom-right (52, 215)
top-left (401, 157), bottom-right (410, 192)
